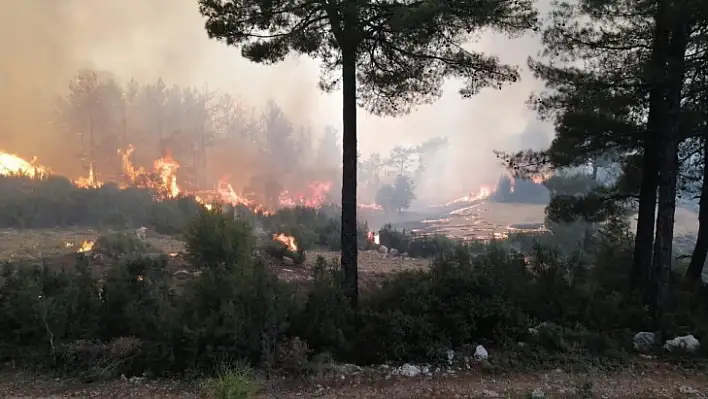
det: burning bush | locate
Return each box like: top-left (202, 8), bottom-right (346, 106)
top-left (263, 232), bottom-right (306, 265)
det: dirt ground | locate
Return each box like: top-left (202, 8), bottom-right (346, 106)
top-left (0, 227), bottom-right (430, 284)
top-left (2, 363), bottom-right (707, 398)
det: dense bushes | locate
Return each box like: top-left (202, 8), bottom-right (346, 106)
top-left (377, 224), bottom-right (486, 258)
top-left (1, 209), bottom-right (708, 381)
top-left (0, 175), bottom-right (202, 234)
top-left (264, 206), bottom-right (372, 251)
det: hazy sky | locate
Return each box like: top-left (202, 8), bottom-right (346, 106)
top-left (1, 0), bottom-right (554, 200)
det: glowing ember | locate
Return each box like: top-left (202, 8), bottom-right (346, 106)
top-left (0, 152), bottom-right (48, 178)
top-left (77, 240), bottom-right (95, 253)
top-left (273, 233), bottom-right (297, 252)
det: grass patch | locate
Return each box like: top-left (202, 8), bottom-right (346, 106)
top-left (201, 363), bottom-right (258, 399)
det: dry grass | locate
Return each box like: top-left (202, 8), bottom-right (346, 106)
top-left (0, 228), bottom-right (185, 262)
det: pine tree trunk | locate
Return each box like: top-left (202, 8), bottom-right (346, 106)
top-left (686, 137), bottom-right (708, 280)
top-left (340, 39), bottom-right (359, 310)
top-left (650, 4), bottom-right (689, 329)
top-left (632, 143), bottom-right (659, 290)
top-left (631, 0), bottom-right (671, 292)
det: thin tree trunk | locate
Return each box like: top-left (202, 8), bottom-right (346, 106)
top-left (650, 4), bottom-right (689, 330)
top-left (631, 0), bottom-right (671, 292)
top-left (340, 39), bottom-right (359, 309)
top-left (686, 138), bottom-right (708, 279)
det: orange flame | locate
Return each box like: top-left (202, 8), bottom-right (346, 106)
top-left (77, 240), bottom-right (95, 253)
top-left (445, 185), bottom-right (494, 206)
top-left (0, 152), bottom-right (49, 178)
top-left (273, 233), bottom-right (297, 252)
top-left (367, 231), bottom-right (380, 245)
top-left (74, 162), bottom-right (103, 188)
top-left (278, 180), bottom-right (332, 208)
top-left (118, 145), bottom-right (181, 199)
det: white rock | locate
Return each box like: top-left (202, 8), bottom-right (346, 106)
top-left (377, 245), bottom-right (389, 254)
top-left (447, 349), bottom-right (455, 365)
top-left (664, 334), bottom-right (700, 353)
top-left (633, 332), bottom-right (656, 352)
top-left (282, 256), bottom-right (294, 265)
top-left (135, 227), bottom-right (147, 241)
top-left (392, 363), bottom-right (421, 377)
top-left (474, 345), bottom-right (489, 360)
top-left (389, 248), bottom-right (399, 256)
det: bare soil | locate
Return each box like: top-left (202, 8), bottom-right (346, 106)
top-left (2, 363), bottom-right (708, 398)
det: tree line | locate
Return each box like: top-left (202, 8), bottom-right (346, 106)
top-left (56, 69), bottom-right (341, 202)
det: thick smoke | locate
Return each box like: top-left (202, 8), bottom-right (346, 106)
top-left (1, 0), bottom-right (556, 207)
top-left (0, 0), bottom-right (333, 200)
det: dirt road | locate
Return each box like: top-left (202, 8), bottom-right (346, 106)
top-left (2, 364), bottom-right (707, 398)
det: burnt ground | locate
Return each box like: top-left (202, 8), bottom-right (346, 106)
top-left (2, 362), bottom-right (708, 398)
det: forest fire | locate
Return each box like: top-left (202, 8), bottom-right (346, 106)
top-left (0, 145), bottom-right (337, 214)
top-left (273, 233), bottom-right (297, 252)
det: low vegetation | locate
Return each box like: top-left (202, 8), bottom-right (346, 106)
top-left (0, 208), bottom-right (706, 395)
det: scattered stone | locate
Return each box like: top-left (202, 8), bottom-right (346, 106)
top-left (530, 388), bottom-right (546, 398)
top-left (446, 349), bottom-right (455, 366)
top-left (474, 345), bottom-right (488, 361)
top-left (335, 363), bottom-right (363, 375)
top-left (389, 248), bottom-right (399, 257)
top-left (633, 332), bottom-right (656, 353)
top-left (377, 245), bottom-right (389, 254)
top-left (400, 252), bottom-right (409, 257)
top-left (391, 363), bottom-right (422, 377)
top-left (282, 256), bottom-right (294, 265)
top-left (664, 334), bottom-right (700, 353)
top-left (135, 227), bottom-right (147, 241)
top-left (481, 389), bottom-right (502, 398)
top-left (679, 385), bottom-right (704, 397)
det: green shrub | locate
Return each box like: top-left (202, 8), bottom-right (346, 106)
top-left (288, 257), bottom-right (355, 358)
top-left (377, 224), bottom-right (467, 258)
top-left (0, 175), bottom-right (201, 233)
top-left (93, 232), bottom-right (158, 259)
top-left (185, 208), bottom-right (256, 270)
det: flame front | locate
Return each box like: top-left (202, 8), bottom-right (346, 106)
top-left (367, 231), bottom-right (380, 245)
top-left (0, 152), bottom-right (48, 178)
top-left (278, 180), bottom-right (332, 208)
top-left (118, 145), bottom-right (181, 199)
top-left (445, 185), bottom-right (494, 206)
top-left (273, 233), bottom-right (297, 252)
